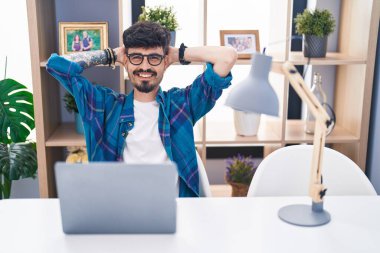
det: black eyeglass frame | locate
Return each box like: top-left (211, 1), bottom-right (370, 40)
top-left (126, 53), bottom-right (165, 66)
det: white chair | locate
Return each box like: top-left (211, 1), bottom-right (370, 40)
top-left (196, 151), bottom-right (212, 197)
top-left (247, 145), bottom-right (377, 197)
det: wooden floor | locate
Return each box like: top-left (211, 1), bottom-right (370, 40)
top-left (210, 184), bottom-right (232, 197)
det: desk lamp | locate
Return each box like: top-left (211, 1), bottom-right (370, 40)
top-left (226, 52), bottom-right (332, 226)
top-left (225, 53), bottom-right (279, 117)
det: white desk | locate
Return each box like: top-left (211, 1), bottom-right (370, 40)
top-left (1, 196), bottom-right (379, 253)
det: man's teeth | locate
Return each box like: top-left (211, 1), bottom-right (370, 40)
top-left (138, 73), bottom-right (153, 78)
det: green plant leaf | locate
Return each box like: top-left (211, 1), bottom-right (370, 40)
top-left (63, 92), bottom-right (78, 113)
top-left (0, 142), bottom-right (37, 181)
top-left (294, 9), bottom-right (335, 37)
top-left (0, 79), bottom-right (35, 144)
top-left (138, 5), bottom-right (179, 31)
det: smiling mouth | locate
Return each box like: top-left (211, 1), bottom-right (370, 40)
top-left (133, 69), bottom-right (157, 79)
top-left (136, 72), bottom-right (154, 78)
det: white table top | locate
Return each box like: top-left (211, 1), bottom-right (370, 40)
top-left (1, 196), bottom-right (380, 253)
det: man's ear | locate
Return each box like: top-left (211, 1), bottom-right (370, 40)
top-left (164, 55), bottom-right (170, 69)
top-left (123, 62), bottom-right (130, 74)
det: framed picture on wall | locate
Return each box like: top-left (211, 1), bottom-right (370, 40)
top-left (220, 30), bottom-right (260, 59)
top-left (59, 22), bottom-right (108, 55)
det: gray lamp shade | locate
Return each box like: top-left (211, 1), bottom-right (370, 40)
top-left (225, 53), bottom-right (279, 116)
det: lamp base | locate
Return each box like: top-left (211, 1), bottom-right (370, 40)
top-left (278, 204), bottom-right (330, 227)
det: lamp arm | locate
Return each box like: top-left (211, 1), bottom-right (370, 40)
top-left (282, 62), bottom-right (331, 203)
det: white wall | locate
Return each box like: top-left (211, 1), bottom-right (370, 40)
top-left (0, 1), bottom-right (38, 198)
top-left (0, 1), bottom-right (32, 89)
top-left (0, 0), bottom-right (35, 140)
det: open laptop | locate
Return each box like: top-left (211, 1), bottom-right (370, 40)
top-left (54, 162), bottom-right (178, 234)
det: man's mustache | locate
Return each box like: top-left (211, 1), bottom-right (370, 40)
top-left (133, 69), bottom-right (157, 76)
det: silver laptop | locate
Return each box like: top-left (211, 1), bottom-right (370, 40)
top-left (54, 162), bottom-right (178, 234)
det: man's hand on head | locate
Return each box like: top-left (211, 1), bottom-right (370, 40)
top-left (114, 47), bottom-right (127, 66)
top-left (166, 46), bottom-right (179, 68)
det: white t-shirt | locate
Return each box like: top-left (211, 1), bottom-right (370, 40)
top-left (123, 100), bottom-right (170, 164)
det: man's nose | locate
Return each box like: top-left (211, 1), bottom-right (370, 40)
top-left (140, 57), bottom-right (151, 69)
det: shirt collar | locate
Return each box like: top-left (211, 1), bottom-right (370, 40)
top-left (120, 90), bottom-right (134, 123)
top-left (155, 87), bottom-right (165, 105)
top-left (121, 87), bottom-right (165, 123)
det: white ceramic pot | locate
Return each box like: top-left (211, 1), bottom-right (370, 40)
top-left (233, 111), bottom-right (261, 136)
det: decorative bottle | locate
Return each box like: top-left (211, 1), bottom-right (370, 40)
top-left (305, 72), bottom-right (327, 134)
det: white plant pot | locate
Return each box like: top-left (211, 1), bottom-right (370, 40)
top-left (233, 111), bottom-right (261, 136)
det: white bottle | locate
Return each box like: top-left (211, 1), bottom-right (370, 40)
top-left (305, 72), bottom-right (327, 134)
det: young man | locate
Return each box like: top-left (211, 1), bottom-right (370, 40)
top-left (82, 31), bottom-right (93, 51)
top-left (46, 21), bottom-right (237, 197)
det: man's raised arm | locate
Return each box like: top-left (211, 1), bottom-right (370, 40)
top-left (166, 46), bottom-right (238, 77)
top-left (62, 50), bottom-right (111, 69)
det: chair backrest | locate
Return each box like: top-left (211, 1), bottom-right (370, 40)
top-left (247, 145), bottom-right (377, 197)
top-left (196, 151), bottom-right (212, 197)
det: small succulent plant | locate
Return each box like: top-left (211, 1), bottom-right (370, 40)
top-left (225, 154), bottom-right (256, 185)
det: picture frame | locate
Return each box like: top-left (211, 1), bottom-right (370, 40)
top-left (220, 30), bottom-right (260, 59)
top-left (59, 22), bottom-right (108, 55)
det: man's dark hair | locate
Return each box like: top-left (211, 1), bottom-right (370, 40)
top-left (123, 21), bottom-right (171, 55)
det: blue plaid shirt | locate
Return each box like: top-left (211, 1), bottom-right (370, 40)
top-left (46, 53), bottom-right (232, 197)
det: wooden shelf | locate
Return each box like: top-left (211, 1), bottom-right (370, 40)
top-left (46, 123), bottom-right (86, 147)
top-left (285, 120), bottom-right (359, 144)
top-left (236, 52), bottom-right (365, 66)
top-left (46, 122), bottom-right (201, 147)
top-left (205, 119), bottom-right (282, 145)
top-left (237, 52), bottom-right (365, 75)
top-left (287, 52), bottom-right (366, 65)
top-left (235, 52), bottom-right (287, 65)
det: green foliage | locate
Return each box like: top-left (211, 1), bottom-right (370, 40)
top-left (0, 78), bottom-right (37, 199)
top-left (0, 142), bottom-right (37, 180)
top-left (63, 92), bottom-right (78, 113)
top-left (138, 5), bottom-right (179, 31)
top-left (0, 79), bottom-right (35, 144)
top-left (295, 9), bottom-right (335, 37)
top-left (226, 154), bottom-right (256, 185)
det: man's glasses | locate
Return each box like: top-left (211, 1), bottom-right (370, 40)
top-left (127, 53), bottom-right (165, 66)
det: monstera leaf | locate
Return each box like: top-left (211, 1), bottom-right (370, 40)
top-left (0, 142), bottom-right (37, 181)
top-left (0, 79), bottom-right (35, 144)
top-left (0, 142), bottom-right (37, 198)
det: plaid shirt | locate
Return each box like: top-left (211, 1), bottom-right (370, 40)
top-left (46, 53), bottom-right (232, 197)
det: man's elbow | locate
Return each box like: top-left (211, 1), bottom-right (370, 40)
top-left (223, 47), bottom-right (238, 69)
top-left (213, 47), bottom-right (238, 77)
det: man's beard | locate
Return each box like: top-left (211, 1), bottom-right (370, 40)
top-left (132, 68), bottom-right (160, 93)
top-left (134, 81), bottom-right (158, 93)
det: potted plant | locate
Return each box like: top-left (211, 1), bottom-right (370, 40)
top-left (138, 5), bottom-right (179, 46)
top-left (295, 9), bottom-right (335, 58)
top-left (225, 154), bottom-right (256, 197)
top-left (0, 78), bottom-right (37, 199)
top-left (66, 146), bottom-right (88, 163)
top-left (63, 92), bottom-right (84, 135)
